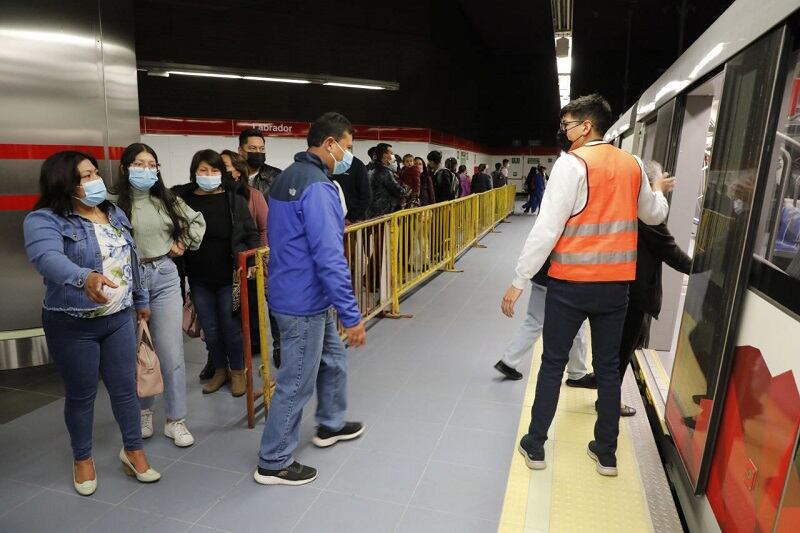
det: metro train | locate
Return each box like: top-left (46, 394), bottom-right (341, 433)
top-left (603, 0), bottom-right (800, 530)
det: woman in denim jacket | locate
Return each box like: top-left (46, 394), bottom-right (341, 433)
top-left (23, 151), bottom-right (161, 496)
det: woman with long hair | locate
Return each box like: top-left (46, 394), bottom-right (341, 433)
top-left (115, 143), bottom-right (206, 447)
top-left (23, 151), bottom-right (160, 495)
top-left (174, 150), bottom-right (260, 396)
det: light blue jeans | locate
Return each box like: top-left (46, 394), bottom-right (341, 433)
top-left (139, 257), bottom-right (187, 421)
top-left (501, 282), bottom-right (589, 380)
top-left (258, 308), bottom-right (347, 470)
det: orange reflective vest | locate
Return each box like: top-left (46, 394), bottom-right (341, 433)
top-left (548, 143), bottom-right (642, 282)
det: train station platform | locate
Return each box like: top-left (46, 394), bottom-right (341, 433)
top-left (0, 207), bottom-right (681, 533)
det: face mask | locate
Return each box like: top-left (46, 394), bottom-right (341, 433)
top-left (330, 141), bottom-right (354, 174)
top-left (556, 129), bottom-right (573, 153)
top-left (388, 160), bottom-right (398, 172)
top-left (128, 167), bottom-right (159, 191)
top-left (196, 174), bottom-right (222, 192)
top-left (76, 178), bottom-right (107, 207)
top-left (246, 152), bottom-right (266, 169)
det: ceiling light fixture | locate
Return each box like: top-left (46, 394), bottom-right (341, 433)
top-left (243, 76), bottom-right (311, 84)
top-left (323, 82), bottom-right (385, 90)
top-left (169, 71), bottom-right (242, 79)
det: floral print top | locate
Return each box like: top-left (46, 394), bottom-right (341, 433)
top-left (71, 223), bottom-right (133, 318)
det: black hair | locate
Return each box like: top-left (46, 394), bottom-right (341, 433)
top-left (458, 164), bottom-right (467, 173)
top-left (495, 162), bottom-right (502, 170)
top-left (189, 149), bottom-right (227, 183)
top-left (445, 157), bottom-right (458, 171)
top-left (376, 143), bottom-right (392, 161)
top-left (115, 143), bottom-right (191, 241)
top-left (367, 147), bottom-right (377, 159)
top-left (238, 128), bottom-right (265, 148)
top-left (560, 93), bottom-right (613, 135)
top-left (220, 150), bottom-right (251, 200)
top-left (478, 163), bottom-right (487, 172)
top-left (427, 150), bottom-right (442, 164)
top-left (502, 159), bottom-right (509, 165)
top-left (34, 150), bottom-right (109, 216)
top-left (307, 112), bottom-right (353, 147)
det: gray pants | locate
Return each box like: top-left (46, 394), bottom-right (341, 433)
top-left (500, 282), bottom-right (589, 380)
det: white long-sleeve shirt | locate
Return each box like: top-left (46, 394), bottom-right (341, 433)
top-left (511, 141), bottom-right (669, 290)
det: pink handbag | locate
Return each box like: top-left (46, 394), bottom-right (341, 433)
top-left (136, 320), bottom-right (163, 398)
top-left (182, 295), bottom-right (202, 338)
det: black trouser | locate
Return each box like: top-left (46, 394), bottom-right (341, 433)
top-left (617, 306), bottom-right (647, 381)
top-left (527, 279), bottom-right (629, 456)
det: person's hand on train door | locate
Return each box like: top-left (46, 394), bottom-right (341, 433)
top-left (344, 321), bottom-right (367, 347)
top-left (84, 271), bottom-right (116, 304)
top-left (652, 172), bottom-right (676, 194)
top-left (501, 285), bottom-right (523, 318)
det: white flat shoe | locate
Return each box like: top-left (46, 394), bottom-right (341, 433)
top-left (119, 448), bottom-right (161, 483)
top-left (73, 458), bottom-right (97, 496)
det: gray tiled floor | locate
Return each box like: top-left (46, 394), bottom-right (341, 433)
top-left (0, 208), bottom-right (539, 532)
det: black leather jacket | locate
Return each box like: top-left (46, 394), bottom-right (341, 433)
top-left (249, 164), bottom-right (282, 202)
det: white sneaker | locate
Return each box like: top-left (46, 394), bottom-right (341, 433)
top-left (141, 409), bottom-right (154, 439)
top-left (164, 419), bottom-right (194, 447)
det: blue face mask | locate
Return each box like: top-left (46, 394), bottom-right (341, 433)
top-left (331, 141), bottom-right (354, 175)
top-left (76, 178), bottom-right (107, 207)
top-left (196, 174), bottom-right (222, 192)
top-left (128, 167), bottom-right (159, 191)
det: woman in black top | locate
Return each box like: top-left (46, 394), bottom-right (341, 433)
top-left (176, 150), bottom-right (259, 396)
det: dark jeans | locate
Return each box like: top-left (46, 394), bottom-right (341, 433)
top-left (527, 279), bottom-right (629, 456)
top-left (618, 306), bottom-right (648, 380)
top-left (42, 308), bottom-right (142, 460)
top-left (191, 281), bottom-right (244, 370)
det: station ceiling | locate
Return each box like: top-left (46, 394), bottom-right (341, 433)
top-left (134, 0), bottom-right (734, 146)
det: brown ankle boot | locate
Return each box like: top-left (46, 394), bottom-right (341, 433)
top-left (202, 369), bottom-right (229, 394)
top-left (230, 369), bottom-right (247, 397)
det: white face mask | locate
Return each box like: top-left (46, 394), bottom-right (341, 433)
top-left (388, 160), bottom-right (398, 172)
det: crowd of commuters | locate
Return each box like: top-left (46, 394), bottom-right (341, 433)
top-left (21, 93), bottom-right (679, 496)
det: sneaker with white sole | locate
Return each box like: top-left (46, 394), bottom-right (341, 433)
top-left (587, 440), bottom-right (618, 476)
top-left (164, 419), bottom-right (194, 447)
top-left (312, 422), bottom-right (365, 448)
top-left (254, 461), bottom-right (317, 486)
top-left (141, 409), bottom-right (153, 439)
top-left (518, 434), bottom-right (546, 470)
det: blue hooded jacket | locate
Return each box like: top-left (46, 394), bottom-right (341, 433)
top-left (267, 151), bottom-right (361, 327)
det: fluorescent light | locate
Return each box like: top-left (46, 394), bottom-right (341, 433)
top-left (323, 82), bottom-right (385, 90)
top-left (243, 76), bottom-right (311, 84)
top-left (169, 71), bottom-right (242, 79)
top-left (556, 56), bottom-right (571, 74)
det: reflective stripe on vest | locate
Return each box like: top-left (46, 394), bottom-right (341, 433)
top-left (548, 143), bottom-right (641, 282)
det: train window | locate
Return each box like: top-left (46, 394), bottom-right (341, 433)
top-left (665, 27), bottom-right (786, 492)
top-left (751, 48), bottom-right (800, 316)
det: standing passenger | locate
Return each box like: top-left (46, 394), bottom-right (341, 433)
top-left (472, 164), bottom-right (493, 194)
top-left (415, 157), bottom-right (436, 207)
top-left (458, 164), bottom-right (472, 196)
top-left (367, 143), bottom-right (406, 218)
top-left (115, 143), bottom-right (206, 448)
top-left (501, 94), bottom-right (674, 476)
top-left (399, 154), bottom-right (421, 207)
top-left (24, 151), bottom-right (160, 495)
top-left (175, 150), bottom-right (260, 397)
top-left (332, 154), bottom-right (372, 224)
top-left (256, 112), bottom-right (367, 486)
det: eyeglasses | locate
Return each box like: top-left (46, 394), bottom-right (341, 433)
top-left (131, 161), bottom-right (160, 170)
top-left (559, 120), bottom-right (584, 131)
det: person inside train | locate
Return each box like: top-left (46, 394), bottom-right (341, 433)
top-left (174, 149), bottom-right (260, 397)
top-left (23, 151), bottom-right (161, 495)
top-left (494, 259), bottom-right (596, 389)
top-left (255, 112), bottom-right (366, 486)
top-left (615, 160), bottom-right (692, 417)
top-left (472, 163), bottom-right (493, 194)
top-left (238, 128), bottom-right (282, 203)
top-left (501, 94), bottom-right (674, 477)
top-left (114, 143), bottom-right (207, 448)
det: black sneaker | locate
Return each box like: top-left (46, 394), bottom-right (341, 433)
top-left (518, 435), bottom-right (546, 470)
top-left (494, 360), bottom-right (523, 380)
top-left (312, 422), bottom-right (365, 448)
top-left (587, 441), bottom-right (617, 477)
top-left (566, 372), bottom-right (597, 389)
top-left (253, 461), bottom-right (317, 486)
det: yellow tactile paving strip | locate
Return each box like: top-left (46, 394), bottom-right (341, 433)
top-left (498, 341), bottom-right (654, 533)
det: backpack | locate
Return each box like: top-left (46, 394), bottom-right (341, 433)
top-left (435, 168), bottom-right (459, 200)
top-left (449, 169), bottom-right (461, 199)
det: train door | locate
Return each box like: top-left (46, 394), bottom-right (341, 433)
top-left (665, 25), bottom-right (790, 493)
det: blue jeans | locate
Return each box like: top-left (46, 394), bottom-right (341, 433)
top-left (258, 308), bottom-right (347, 470)
top-left (139, 258), bottom-right (187, 420)
top-left (42, 308), bottom-right (142, 460)
top-left (190, 281), bottom-right (244, 370)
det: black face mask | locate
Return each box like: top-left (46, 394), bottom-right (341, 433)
top-left (556, 129), bottom-right (573, 153)
top-left (246, 152), bottom-right (266, 169)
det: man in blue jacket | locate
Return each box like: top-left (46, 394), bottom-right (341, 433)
top-left (254, 112), bottom-right (367, 486)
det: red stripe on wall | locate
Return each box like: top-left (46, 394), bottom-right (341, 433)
top-left (0, 144), bottom-right (126, 160)
top-left (0, 194), bottom-right (39, 211)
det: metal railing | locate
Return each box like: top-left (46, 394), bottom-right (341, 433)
top-left (238, 185), bottom-right (516, 426)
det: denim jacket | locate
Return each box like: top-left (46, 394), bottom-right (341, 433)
top-left (23, 205), bottom-right (149, 314)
